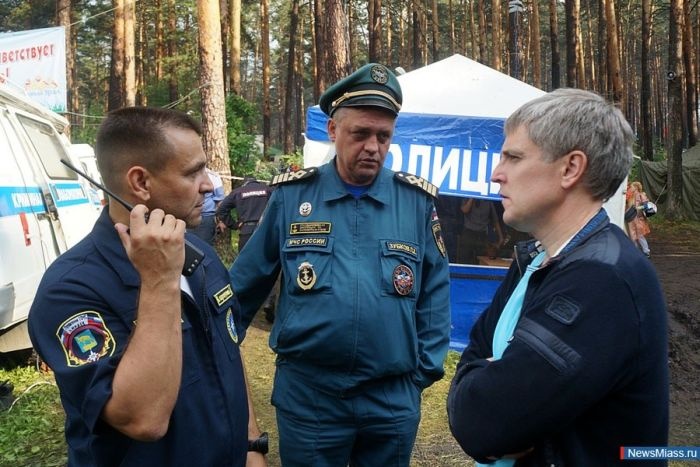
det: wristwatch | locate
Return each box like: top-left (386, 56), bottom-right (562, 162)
top-left (248, 432), bottom-right (269, 455)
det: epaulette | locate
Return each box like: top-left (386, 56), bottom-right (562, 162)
top-left (270, 167), bottom-right (319, 186)
top-left (394, 171), bottom-right (439, 198)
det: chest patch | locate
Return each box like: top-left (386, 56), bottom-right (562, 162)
top-left (56, 311), bottom-right (116, 367)
top-left (214, 284), bottom-right (234, 307)
top-left (545, 295), bottom-right (581, 325)
top-left (386, 242), bottom-right (418, 258)
top-left (286, 237), bottom-right (329, 248)
top-left (290, 222), bottom-right (332, 235)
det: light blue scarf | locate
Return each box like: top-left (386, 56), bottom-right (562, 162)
top-left (477, 250), bottom-right (546, 467)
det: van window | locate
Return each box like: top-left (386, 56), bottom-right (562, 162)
top-left (17, 115), bottom-right (76, 180)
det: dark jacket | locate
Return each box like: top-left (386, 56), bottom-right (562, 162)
top-left (447, 214), bottom-right (669, 466)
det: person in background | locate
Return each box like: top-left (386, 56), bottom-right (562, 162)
top-left (28, 107), bottom-right (267, 466)
top-left (436, 195), bottom-right (463, 261)
top-left (230, 63), bottom-right (451, 466)
top-left (626, 181), bottom-right (652, 258)
top-left (188, 167), bottom-right (225, 245)
top-left (447, 89), bottom-right (668, 466)
top-left (460, 198), bottom-right (504, 263)
top-left (216, 176), bottom-right (276, 322)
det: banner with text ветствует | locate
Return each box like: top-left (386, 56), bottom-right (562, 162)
top-left (0, 26), bottom-right (67, 113)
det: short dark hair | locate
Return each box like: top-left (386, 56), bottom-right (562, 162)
top-left (95, 107), bottom-right (202, 192)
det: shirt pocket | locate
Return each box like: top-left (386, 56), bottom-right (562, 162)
top-left (282, 236), bottom-right (334, 295)
top-left (380, 239), bottom-right (421, 298)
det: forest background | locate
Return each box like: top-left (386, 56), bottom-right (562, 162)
top-left (0, 0), bottom-right (699, 219)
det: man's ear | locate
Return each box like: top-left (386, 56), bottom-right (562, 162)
top-left (560, 150), bottom-right (588, 189)
top-left (327, 118), bottom-right (337, 142)
top-left (125, 166), bottom-right (151, 202)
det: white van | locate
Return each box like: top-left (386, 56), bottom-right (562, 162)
top-left (0, 86), bottom-right (100, 352)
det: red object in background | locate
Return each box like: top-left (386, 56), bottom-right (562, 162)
top-left (19, 212), bottom-right (31, 246)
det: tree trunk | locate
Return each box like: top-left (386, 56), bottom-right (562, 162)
top-left (324, 0), bottom-right (350, 83)
top-left (469, 0), bottom-right (478, 61)
top-left (564, 0), bottom-right (579, 87)
top-left (478, 1), bottom-right (487, 64)
top-left (640, 0), bottom-right (653, 160)
top-left (197, 0), bottom-right (231, 179)
top-left (508, 0), bottom-right (524, 80)
top-left (313, 0), bottom-right (325, 99)
top-left (155, 0), bottom-right (164, 80)
top-left (56, 0), bottom-right (73, 130)
top-left (220, 0), bottom-right (229, 92)
top-left (583, 0), bottom-right (596, 89)
top-left (597, 0), bottom-right (607, 96)
top-left (412, 0), bottom-right (423, 69)
top-left (261, 0), bottom-right (272, 157)
top-left (431, 0), bottom-right (439, 61)
top-left (666, 0), bottom-right (685, 219)
top-left (229, 0), bottom-right (241, 94)
top-left (283, 0), bottom-right (300, 154)
top-left (368, 0), bottom-right (382, 62)
top-left (136, 5), bottom-right (146, 106)
top-left (605, 0), bottom-right (624, 107)
top-left (548, 0), bottom-right (560, 89)
top-left (531, 0), bottom-right (542, 89)
top-left (682, 0), bottom-right (698, 146)
top-left (448, 0), bottom-right (455, 56)
top-left (108, 0), bottom-right (125, 110)
top-left (167, 0), bottom-right (178, 103)
top-left (491, 0), bottom-right (502, 71)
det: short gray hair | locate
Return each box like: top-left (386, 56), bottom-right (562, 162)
top-left (504, 88), bottom-right (633, 201)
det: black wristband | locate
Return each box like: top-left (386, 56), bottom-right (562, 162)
top-left (248, 431), bottom-right (269, 454)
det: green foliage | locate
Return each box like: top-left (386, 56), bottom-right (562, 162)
top-left (225, 94), bottom-right (261, 176)
top-left (0, 366), bottom-right (67, 466)
top-left (0, 0), bottom-right (54, 32)
top-left (278, 150), bottom-right (304, 171)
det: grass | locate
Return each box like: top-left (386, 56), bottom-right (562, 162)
top-left (0, 360), bottom-right (67, 466)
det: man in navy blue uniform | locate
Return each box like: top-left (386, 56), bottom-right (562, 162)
top-left (230, 64), bottom-right (451, 466)
top-left (28, 107), bottom-right (268, 466)
top-left (447, 89), bottom-right (669, 466)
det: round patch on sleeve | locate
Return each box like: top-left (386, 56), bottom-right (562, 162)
top-left (56, 311), bottom-right (116, 367)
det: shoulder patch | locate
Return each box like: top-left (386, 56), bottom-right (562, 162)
top-left (56, 311), bottom-right (116, 367)
top-left (271, 167), bottom-right (319, 186)
top-left (394, 172), bottom-right (438, 198)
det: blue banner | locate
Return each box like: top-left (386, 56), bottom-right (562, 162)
top-left (49, 182), bottom-right (89, 208)
top-left (0, 186), bottom-right (46, 217)
top-left (306, 107), bottom-right (506, 200)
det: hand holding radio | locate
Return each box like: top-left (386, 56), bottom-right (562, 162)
top-left (60, 158), bottom-right (204, 276)
top-left (114, 205), bottom-right (186, 284)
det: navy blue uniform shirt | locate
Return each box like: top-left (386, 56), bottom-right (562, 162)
top-left (29, 209), bottom-right (249, 466)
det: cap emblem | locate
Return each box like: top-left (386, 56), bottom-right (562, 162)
top-left (370, 65), bottom-right (389, 84)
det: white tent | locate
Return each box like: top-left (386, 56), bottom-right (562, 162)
top-left (302, 55), bottom-right (626, 350)
top-left (303, 54), bottom-right (625, 225)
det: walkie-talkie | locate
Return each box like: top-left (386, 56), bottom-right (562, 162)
top-left (61, 159), bottom-right (204, 276)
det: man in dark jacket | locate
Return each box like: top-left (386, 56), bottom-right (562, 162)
top-left (447, 89), bottom-right (668, 467)
top-left (217, 177), bottom-right (276, 321)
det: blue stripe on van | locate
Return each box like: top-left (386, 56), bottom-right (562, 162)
top-left (0, 186), bottom-right (47, 216)
top-left (49, 183), bottom-right (90, 208)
